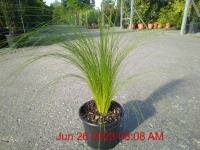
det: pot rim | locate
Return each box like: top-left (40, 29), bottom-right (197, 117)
top-left (79, 100), bottom-right (124, 127)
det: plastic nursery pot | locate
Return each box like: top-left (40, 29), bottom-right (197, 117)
top-left (153, 23), bottom-right (158, 29)
top-left (128, 23), bottom-right (136, 29)
top-left (157, 24), bottom-right (162, 29)
top-left (138, 23), bottom-right (144, 30)
top-left (165, 22), bottom-right (171, 29)
top-left (132, 23), bottom-right (137, 29)
top-left (148, 23), bottom-right (153, 29)
top-left (128, 24), bottom-right (133, 29)
top-left (79, 100), bottom-right (124, 149)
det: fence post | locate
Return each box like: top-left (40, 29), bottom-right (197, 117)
top-left (18, 0), bottom-right (25, 33)
top-left (129, 0), bottom-right (134, 27)
top-left (181, 0), bottom-right (191, 35)
top-left (120, 0), bottom-right (123, 29)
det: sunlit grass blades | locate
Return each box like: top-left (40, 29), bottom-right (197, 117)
top-left (11, 25), bottom-right (134, 115)
top-left (56, 26), bottom-right (133, 115)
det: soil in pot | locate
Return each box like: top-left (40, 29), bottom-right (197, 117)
top-left (79, 100), bottom-right (124, 149)
top-left (81, 101), bottom-right (121, 124)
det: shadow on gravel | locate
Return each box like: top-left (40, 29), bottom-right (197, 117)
top-left (122, 79), bottom-right (184, 133)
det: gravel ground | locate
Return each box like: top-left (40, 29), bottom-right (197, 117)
top-left (0, 30), bottom-right (200, 150)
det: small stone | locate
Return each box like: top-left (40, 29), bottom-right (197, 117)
top-left (16, 118), bottom-right (21, 123)
top-left (149, 123), bottom-right (153, 128)
top-left (193, 138), bottom-right (200, 144)
top-left (1, 139), bottom-right (9, 142)
top-left (95, 116), bottom-right (99, 120)
top-left (88, 112), bottom-right (93, 115)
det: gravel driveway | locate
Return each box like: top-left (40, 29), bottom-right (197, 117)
top-left (0, 30), bottom-right (200, 150)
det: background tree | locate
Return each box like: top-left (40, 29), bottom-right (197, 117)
top-left (132, 0), bottom-right (150, 24)
top-left (0, 0), bottom-right (53, 34)
top-left (90, 0), bottom-right (95, 8)
top-left (102, 0), bottom-right (116, 25)
top-left (158, 0), bottom-right (185, 29)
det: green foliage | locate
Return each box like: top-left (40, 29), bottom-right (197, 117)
top-left (158, 0), bottom-right (185, 29)
top-left (90, 0), bottom-right (95, 8)
top-left (86, 10), bottom-right (100, 28)
top-left (8, 25), bottom-right (76, 48)
top-left (52, 0), bottom-right (95, 25)
top-left (20, 24), bottom-right (135, 115)
top-left (52, 3), bottom-right (68, 24)
top-left (189, 0), bottom-right (200, 22)
top-left (62, 0), bottom-right (93, 10)
top-left (1, 0), bottom-right (199, 50)
top-left (0, 0), bottom-right (53, 35)
top-left (102, 0), bottom-right (116, 26)
top-left (158, 7), bottom-right (170, 26)
top-left (168, 0), bottom-right (185, 29)
top-left (132, 0), bottom-right (150, 23)
top-left (145, 0), bottom-right (167, 23)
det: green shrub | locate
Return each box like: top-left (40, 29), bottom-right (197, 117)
top-left (189, 0), bottom-right (200, 22)
top-left (86, 10), bottom-right (100, 28)
top-left (158, 0), bottom-right (185, 29)
top-left (132, 0), bottom-right (150, 24)
top-left (19, 23), bottom-right (135, 115)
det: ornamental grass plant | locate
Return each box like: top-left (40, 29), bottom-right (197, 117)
top-left (7, 21), bottom-right (135, 116)
top-left (61, 25), bottom-right (133, 115)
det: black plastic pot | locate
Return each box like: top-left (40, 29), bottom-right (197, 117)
top-left (79, 100), bottom-right (124, 149)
